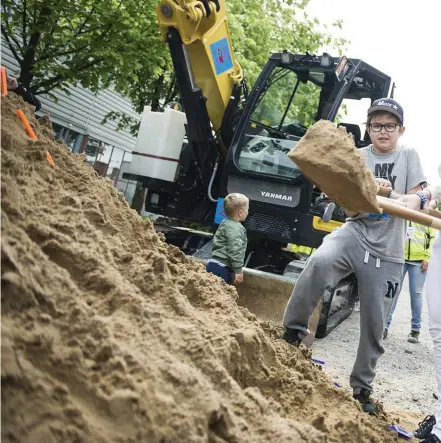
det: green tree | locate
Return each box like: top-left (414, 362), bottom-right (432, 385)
top-left (227, 0), bottom-right (348, 85)
top-left (1, 0), bottom-right (348, 125)
top-left (227, 0), bottom-right (348, 126)
top-left (1, 0), bottom-right (169, 97)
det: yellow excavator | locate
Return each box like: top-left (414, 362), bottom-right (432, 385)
top-left (124, 0), bottom-right (392, 339)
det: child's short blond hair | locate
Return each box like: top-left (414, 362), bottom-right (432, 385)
top-left (223, 193), bottom-right (249, 217)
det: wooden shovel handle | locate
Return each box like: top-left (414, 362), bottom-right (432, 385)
top-left (377, 196), bottom-right (441, 230)
top-left (377, 186), bottom-right (441, 220)
top-left (426, 208), bottom-right (441, 220)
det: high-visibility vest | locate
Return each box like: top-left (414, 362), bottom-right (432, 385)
top-left (290, 244), bottom-right (316, 256)
top-left (404, 221), bottom-right (436, 262)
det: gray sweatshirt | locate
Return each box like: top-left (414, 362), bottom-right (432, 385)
top-left (344, 145), bottom-right (426, 263)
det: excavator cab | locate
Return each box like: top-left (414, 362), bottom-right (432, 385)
top-left (223, 52), bottom-right (391, 251)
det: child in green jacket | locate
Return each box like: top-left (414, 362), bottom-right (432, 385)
top-left (206, 193), bottom-right (249, 285)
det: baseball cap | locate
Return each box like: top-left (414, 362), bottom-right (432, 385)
top-left (367, 98), bottom-right (404, 125)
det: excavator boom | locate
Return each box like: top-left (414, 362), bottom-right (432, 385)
top-left (156, 0), bottom-right (243, 131)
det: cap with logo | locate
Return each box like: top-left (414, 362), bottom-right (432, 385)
top-left (367, 98), bottom-right (404, 125)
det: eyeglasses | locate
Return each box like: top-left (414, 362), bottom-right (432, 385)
top-left (369, 123), bottom-right (400, 132)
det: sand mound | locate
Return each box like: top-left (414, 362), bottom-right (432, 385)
top-left (1, 94), bottom-right (400, 442)
top-left (288, 120), bottom-right (380, 213)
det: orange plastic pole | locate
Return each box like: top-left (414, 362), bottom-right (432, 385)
top-left (46, 151), bottom-right (55, 166)
top-left (16, 109), bottom-right (38, 141)
top-left (1, 67), bottom-right (7, 96)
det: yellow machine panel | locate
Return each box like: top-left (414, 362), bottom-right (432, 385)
top-left (312, 216), bottom-right (342, 233)
top-left (157, 0), bottom-right (243, 131)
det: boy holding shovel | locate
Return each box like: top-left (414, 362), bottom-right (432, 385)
top-left (282, 98), bottom-right (426, 414)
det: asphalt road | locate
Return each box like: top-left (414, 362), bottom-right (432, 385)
top-left (312, 277), bottom-right (436, 425)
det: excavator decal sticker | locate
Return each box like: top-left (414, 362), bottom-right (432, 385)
top-left (214, 198), bottom-right (227, 224)
top-left (210, 38), bottom-right (233, 75)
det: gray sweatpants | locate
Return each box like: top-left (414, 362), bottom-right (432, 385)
top-left (283, 227), bottom-right (403, 393)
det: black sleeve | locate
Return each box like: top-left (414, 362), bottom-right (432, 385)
top-left (13, 85), bottom-right (41, 112)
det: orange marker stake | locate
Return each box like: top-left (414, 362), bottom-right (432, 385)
top-left (46, 151), bottom-right (55, 166)
top-left (16, 109), bottom-right (38, 141)
top-left (1, 67), bottom-right (7, 96)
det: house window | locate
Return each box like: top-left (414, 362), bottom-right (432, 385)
top-left (51, 123), bottom-right (82, 152)
top-left (114, 152), bottom-right (137, 204)
top-left (65, 129), bottom-right (81, 151)
top-left (83, 137), bottom-right (137, 204)
top-left (106, 147), bottom-right (125, 182)
top-left (84, 137), bottom-right (101, 165)
top-left (52, 123), bottom-right (65, 140)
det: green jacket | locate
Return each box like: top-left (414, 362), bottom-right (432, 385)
top-left (212, 218), bottom-right (247, 274)
top-left (404, 221), bottom-right (436, 263)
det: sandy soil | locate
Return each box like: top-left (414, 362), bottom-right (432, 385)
top-left (0, 93), bottom-right (407, 443)
top-left (288, 120), bottom-right (380, 213)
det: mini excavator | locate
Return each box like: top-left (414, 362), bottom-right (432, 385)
top-left (124, 0), bottom-right (394, 339)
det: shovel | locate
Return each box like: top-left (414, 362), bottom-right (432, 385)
top-left (288, 120), bottom-right (441, 230)
top-left (376, 192), bottom-right (441, 229)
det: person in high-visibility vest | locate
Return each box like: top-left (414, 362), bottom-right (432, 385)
top-left (398, 167), bottom-right (440, 442)
top-left (384, 220), bottom-right (436, 343)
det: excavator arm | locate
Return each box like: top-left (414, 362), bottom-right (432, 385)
top-left (156, 0), bottom-right (243, 132)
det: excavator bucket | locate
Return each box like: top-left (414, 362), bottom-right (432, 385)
top-left (235, 269), bottom-right (295, 324)
top-left (192, 241), bottom-right (322, 346)
top-left (235, 268), bottom-right (323, 346)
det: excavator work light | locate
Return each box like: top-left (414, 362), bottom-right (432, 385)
top-left (150, 193), bottom-right (160, 205)
top-left (320, 54), bottom-right (333, 68)
top-left (281, 50), bottom-right (293, 65)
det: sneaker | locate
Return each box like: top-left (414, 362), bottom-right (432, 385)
top-left (383, 328), bottom-right (388, 340)
top-left (421, 434), bottom-right (441, 443)
top-left (282, 328), bottom-right (302, 346)
top-left (353, 388), bottom-right (378, 415)
top-left (408, 330), bottom-right (420, 343)
top-left (415, 415), bottom-right (436, 439)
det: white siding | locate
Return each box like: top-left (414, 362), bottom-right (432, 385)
top-left (1, 41), bottom-right (139, 151)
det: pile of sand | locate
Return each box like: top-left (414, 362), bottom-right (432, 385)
top-left (1, 94), bottom-right (401, 442)
top-left (288, 120), bottom-right (381, 213)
